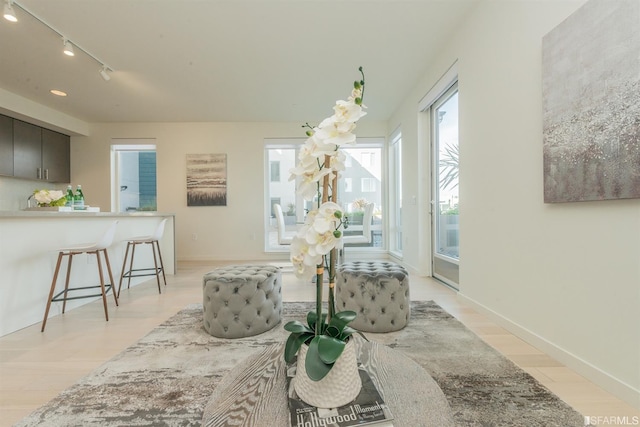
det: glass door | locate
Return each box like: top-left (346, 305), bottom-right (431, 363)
top-left (431, 83), bottom-right (459, 288)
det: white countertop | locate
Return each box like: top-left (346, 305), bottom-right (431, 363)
top-left (0, 210), bottom-right (175, 218)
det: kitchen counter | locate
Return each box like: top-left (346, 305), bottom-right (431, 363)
top-left (0, 210), bottom-right (169, 217)
top-left (0, 212), bottom-right (176, 336)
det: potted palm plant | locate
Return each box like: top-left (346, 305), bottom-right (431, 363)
top-left (284, 67), bottom-right (367, 408)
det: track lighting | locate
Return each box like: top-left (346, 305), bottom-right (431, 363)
top-left (6, 1), bottom-right (114, 81)
top-left (3, 0), bottom-right (17, 22)
top-left (62, 39), bottom-right (74, 57)
top-left (99, 66), bottom-right (111, 81)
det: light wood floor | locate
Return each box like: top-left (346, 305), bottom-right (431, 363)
top-left (0, 260), bottom-right (637, 426)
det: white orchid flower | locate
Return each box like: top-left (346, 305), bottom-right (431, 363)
top-left (333, 99), bottom-right (367, 124)
top-left (290, 236), bottom-right (321, 280)
top-left (302, 202), bottom-right (344, 256)
top-left (288, 68), bottom-right (365, 279)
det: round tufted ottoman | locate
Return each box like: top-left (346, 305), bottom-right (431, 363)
top-left (336, 261), bottom-right (410, 332)
top-left (202, 265), bottom-right (282, 338)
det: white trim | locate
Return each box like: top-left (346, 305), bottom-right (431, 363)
top-left (418, 60), bottom-right (459, 112)
top-left (434, 252), bottom-right (460, 266)
top-left (458, 293), bottom-right (640, 409)
top-left (389, 127), bottom-right (402, 256)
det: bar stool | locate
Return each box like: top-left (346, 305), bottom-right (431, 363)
top-left (41, 220), bottom-right (119, 332)
top-left (117, 218), bottom-right (168, 297)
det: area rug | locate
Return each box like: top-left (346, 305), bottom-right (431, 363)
top-left (15, 301), bottom-right (587, 426)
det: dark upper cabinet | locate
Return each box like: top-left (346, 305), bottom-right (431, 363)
top-left (42, 129), bottom-right (70, 183)
top-left (13, 119), bottom-right (42, 180)
top-left (9, 117), bottom-right (70, 183)
top-left (0, 115), bottom-right (13, 176)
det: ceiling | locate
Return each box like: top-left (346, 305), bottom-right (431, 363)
top-left (0, 0), bottom-right (478, 125)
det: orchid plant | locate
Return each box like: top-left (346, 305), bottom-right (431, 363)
top-left (284, 67), bottom-right (366, 381)
top-left (33, 189), bottom-right (67, 207)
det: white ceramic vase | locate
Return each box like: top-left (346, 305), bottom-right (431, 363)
top-left (293, 339), bottom-right (362, 408)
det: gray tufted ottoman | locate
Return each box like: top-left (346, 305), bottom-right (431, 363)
top-left (336, 261), bottom-right (410, 332)
top-left (202, 265), bottom-right (282, 338)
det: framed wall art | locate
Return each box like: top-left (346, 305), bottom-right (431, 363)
top-left (542, 0), bottom-right (640, 203)
top-left (186, 153), bottom-right (227, 206)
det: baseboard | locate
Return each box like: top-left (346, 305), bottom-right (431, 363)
top-left (458, 293), bottom-right (640, 410)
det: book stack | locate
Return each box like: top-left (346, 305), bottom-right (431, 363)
top-left (287, 363), bottom-right (394, 427)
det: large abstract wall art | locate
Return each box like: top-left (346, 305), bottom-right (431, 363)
top-left (542, 0), bottom-right (640, 203)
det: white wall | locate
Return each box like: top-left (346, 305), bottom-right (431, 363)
top-left (70, 121), bottom-right (387, 263)
top-left (389, 0), bottom-right (639, 408)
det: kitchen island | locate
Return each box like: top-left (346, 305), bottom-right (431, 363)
top-left (0, 211), bottom-right (175, 337)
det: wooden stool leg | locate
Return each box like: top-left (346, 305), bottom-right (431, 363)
top-left (95, 250), bottom-right (109, 322)
top-left (102, 248), bottom-right (118, 306)
top-left (117, 241), bottom-right (131, 298)
top-left (41, 252), bottom-right (64, 332)
top-left (154, 240), bottom-right (167, 286)
top-left (127, 243), bottom-right (137, 290)
top-left (61, 253), bottom-right (74, 314)
top-left (150, 241), bottom-right (162, 294)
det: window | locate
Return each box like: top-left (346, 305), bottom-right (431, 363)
top-left (270, 161), bottom-right (281, 182)
top-left (361, 178), bottom-right (376, 192)
top-left (111, 140), bottom-right (157, 212)
top-left (265, 138), bottom-right (385, 252)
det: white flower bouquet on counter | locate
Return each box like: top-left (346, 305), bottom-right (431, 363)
top-left (33, 189), bottom-right (67, 207)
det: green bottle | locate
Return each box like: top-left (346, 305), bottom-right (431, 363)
top-left (65, 185), bottom-right (74, 207)
top-left (74, 185), bottom-right (85, 210)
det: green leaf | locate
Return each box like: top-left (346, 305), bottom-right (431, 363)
top-left (317, 335), bottom-right (346, 364)
top-left (307, 311), bottom-right (328, 334)
top-left (284, 332), bottom-right (312, 363)
top-left (334, 310), bottom-right (357, 322)
top-left (306, 311), bottom-right (318, 328)
top-left (284, 320), bottom-right (312, 334)
top-left (305, 336), bottom-right (332, 381)
top-left (325, 325), bottom-right (341, 338)
top-left (339, 325), bottom-right (358, 340)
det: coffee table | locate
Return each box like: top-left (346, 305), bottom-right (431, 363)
top-left (202, 337), bottom-right (455, 426)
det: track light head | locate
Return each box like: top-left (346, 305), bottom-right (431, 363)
top-left (99, 66), bottom-right (111, 81)
top-left (63, 39), bottom-right (74, 57)
top-left (3, 0), bottom-right (17, 22)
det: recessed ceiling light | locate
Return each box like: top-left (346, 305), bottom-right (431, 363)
top-left (50, 89), bottom-right (67, 97)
